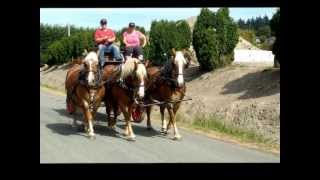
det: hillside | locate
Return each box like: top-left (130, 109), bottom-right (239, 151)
top-left (181, 65), bottom-right (279, 144)
top-left (235, 37), bottom-right (260, 50)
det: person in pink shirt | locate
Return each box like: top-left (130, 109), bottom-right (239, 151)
top-left (122, 22), bottom-right (147, 61)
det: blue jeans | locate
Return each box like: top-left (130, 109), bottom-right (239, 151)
top-left (98, 43), bottom-right (122, 66)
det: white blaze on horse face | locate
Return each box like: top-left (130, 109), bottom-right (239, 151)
top-left (177, 74), bottom-right (184, 87)
top-left (87, 61), bottom-right (95, 85)
top-left (84, 51), bottom-right (98, 86)
top-left (136, 63), bottom-right (147, 98)
top-left (175, 51), bottom-right (185, 86)
top-left (138, 78), bottom-right (145, 98)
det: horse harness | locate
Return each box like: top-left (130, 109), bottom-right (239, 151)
top-left (117, 61), bottom-right (145, 99)
top-left (159, 60), bottom-right (185, 90)
top-left (67, 68), bottom-right (104, 113)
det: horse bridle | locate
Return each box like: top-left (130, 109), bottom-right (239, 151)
top-left (125, 61), bottom-right (146, 102)
top-left (79, 68), bottom-right (104, 112)
top-left (160, 60), bottom-right (185, 88)
top-left (120, 73), bottom-right (145, 96)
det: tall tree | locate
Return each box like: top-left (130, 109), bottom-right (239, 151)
top-left (270, 9), bottom-right (280, 66)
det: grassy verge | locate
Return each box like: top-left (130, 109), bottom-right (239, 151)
top-left (175, 113), bottom-right (279, 154)
top-left (40, 83), bottom-right (65, 96)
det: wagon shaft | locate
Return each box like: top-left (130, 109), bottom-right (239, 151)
top-left (141, 97), bottom-right (192, 107)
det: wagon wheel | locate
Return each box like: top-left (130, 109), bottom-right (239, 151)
top-left (132, 105), bottom-right (145, 123)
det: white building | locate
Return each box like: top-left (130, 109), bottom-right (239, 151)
top-left (233, 49), bottom-right (274, 66)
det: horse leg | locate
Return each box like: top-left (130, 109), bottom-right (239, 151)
top-left (159, 105), bottom-right (167, 134)
top-left (167, 107), bottom-right (182, 140)
top-left (173, 102), bottom-right (181, 119)
top-left (72, 112), bottom-right (78, 128)
top-left (111, 103), bottom-right (119, 129)
top-left (126, 105), bottom-right (136, 141)
top-left (68, 98), bottom-right (78, 128)
top-left (82, 108), bottom-right (96, 139)
top-left (166, 106), bottom-right (172, 132)
top-left (91, 109), bottom-right (97, 125)
top-left (71, 113), bottom-right (80, 132)
top-left (146, 106), bottom-right (153, 130)
top-left (106, 103), bottom-right (113, 128)
top-left (146, 106), bottom-right (151, 128)
top-left (119, 104), bottom-right (130, 136)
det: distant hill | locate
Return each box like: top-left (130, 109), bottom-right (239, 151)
top-left (235, 37), bottom-right (260, 50)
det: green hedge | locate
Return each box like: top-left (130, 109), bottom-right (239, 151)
top-left (40, 23), bottom-right (95, 65)
top-left (148, 20), bottom-right (192, 65)
top-left (46, 31), bottom-right (94, 65)
top-left (193, 8), bottom-right (239, 72)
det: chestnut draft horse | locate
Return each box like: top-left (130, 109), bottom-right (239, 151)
top-left (103, 57), bottom-right (147, 141)
top-left (65, 51), bottom-right (105, 139)
top-left (145, 49), bottom-right (188, 140)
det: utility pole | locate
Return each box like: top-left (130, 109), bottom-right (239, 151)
top-left (67, 23), bottom-right (70, 37)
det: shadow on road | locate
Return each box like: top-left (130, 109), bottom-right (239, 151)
top-left (184, 66), bottom-right (206, 82)
top-left (46, 123), bottom-right (85, 137)
top-left (116, 123), bottom-right (160, 137)
top-left (49, 108), bottom-right (162, 139)
top-left (52, 108), bottom-right (108, 122)
top-left (46, 123), bottom-right (121, 139)
top-left (221, 68), bottom-right (280, 99)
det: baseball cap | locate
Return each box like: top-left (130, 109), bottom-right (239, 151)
top-left (129, 22), bottom-right (135, 27)
top-left (100, 18), bottom-right (107, 25)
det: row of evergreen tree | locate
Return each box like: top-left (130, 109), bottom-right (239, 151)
top-left (238, 16), bottom-right (270, 32)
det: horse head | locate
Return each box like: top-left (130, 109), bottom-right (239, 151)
top-left (82, 51), bottom-right (100, 87)
top-left (121, 57), bottom-right (147, 100)
top-left (171, 48), bottom-right (187, 87)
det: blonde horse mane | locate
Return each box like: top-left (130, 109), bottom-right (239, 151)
top-left (120, 57), bottom-right (147, 79)
top-left (84, 51), bottom-right (99, 63)
top-left (174, 51), bottom-right (187, 65)
top-left (136, 63), bottom-right (147, 78)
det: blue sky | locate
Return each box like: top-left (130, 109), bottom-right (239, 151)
top-left (40, 8), bottom-right (278, 31)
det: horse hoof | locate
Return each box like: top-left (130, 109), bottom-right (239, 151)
top-left (160, 131), bottom-right (167, 135)
top-left (160, 128), bottom-right (167, 133)
top-left (127, 136), bottom-right (136, 141)
top-left (161, 130), bottom-right (169, 135)
top-left (172, 135), bottom-right (182, 141)
top-left (147, 126), bottom-right (154, 131)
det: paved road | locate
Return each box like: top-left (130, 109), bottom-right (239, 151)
top-left (40, 89), bottom-right (280, 163)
